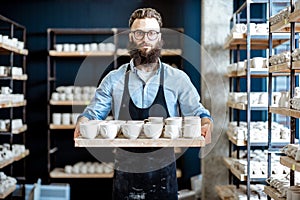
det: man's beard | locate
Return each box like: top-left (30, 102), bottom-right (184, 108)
top-left (128, 40), bottom-right (164, 66)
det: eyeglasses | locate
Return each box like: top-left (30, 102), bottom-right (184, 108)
top-left (131, 30), bottom-right (160, 41)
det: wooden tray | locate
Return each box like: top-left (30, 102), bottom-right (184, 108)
top-left (74, 137), bottom-right (205, 147)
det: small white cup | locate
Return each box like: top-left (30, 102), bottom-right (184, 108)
top-left (164, 124), bottom-right (180, 139)
top-left (84, 44), bottom-right (91, 52)
top-left (69, 44), bottom-right (76, 52)
top-left (184, 116), bottom-right (201, 125)
top-left (62, 113), bottom-right (71, 125)
top-left (59, 93), bottom-right (66, 101)
top-left (51, 92), bottom-right (59, 101)
top-left (143, 123), bottom-right (163, 139)
top-left (79, 120), bottom-right (101, 139)
top-left (183, 124), bottom-right (201, 138)
top-left (63, 43), bottom-right (70, 52)
top-left (64, 165), bottom-right (73, 174)
top-left (98, 43), bottom-right (106, 51)
top-left (0, 66), bottom-right (7, 76)
top-left (90, 43), bottom-right (98, 51)
top-left (77, 44), bottom-right (84, 52)
top-left (55, 44), bottom-right (63, 52)
top-left (121, 123), bottom-right (143, 139)
top-left (71, 113), bottom-right (80, 124)
top-left (146, 117), bottom-right (164, 123)
top-left (99, 123), bottom-right (118, 139)
top-left (1, 87), bottom-right (12, 94)
top-left (52, 113), bottom-right (62, 125)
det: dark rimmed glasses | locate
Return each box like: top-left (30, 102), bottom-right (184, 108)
top-left (131, 30), bottom-right (160, 41)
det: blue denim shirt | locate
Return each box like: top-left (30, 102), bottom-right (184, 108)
top-left (80, 59), bottom-right (212, 121)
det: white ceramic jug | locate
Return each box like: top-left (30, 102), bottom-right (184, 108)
top-left (279, 91), bottom-right (289, 108)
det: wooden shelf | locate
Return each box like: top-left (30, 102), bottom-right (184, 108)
top-left (263, 186), bottom-right (286, 200)
top-left (292, 60), bottom-right (300, 70)
top-left (50, 168), bottom-right (114, 178)
top-left (226, 131), bottom-right (247, 146)
top-left (236, 68), bottom-right (269, 77)
top-left (50, 124), bottom-right (75, 130)
top-left (223, 156), bottom-right (234, 169)
top-left (0, 100), bottom-right (26, 109)
top-left (224, 32), bottom-right (289, 50)
top-left (161, 49), bottom-right (182, 56)
top-left (226, 101), bottom-right (267, 111)
top-left (14, 150), bottom-right (29, 162)
top-left (0, 158), bottom-right (13, 169)
top-left (269, 62), bottom-right (291, 73)
top-left (0, 43), bottom-right (28, 55)
top-left (227, 130), bottom-right (289, 147)
top-left (215, 185), bottom-right (237, 200)
top-left (0, 149), bottom-right (29, 169)
top-left (280, 156), bottom-right (300, 172)
top-left (270, 19), bottom-right (291, 33)
top-left (12, 124), bottom-right (27, 134)
top-left (270, 10), bottom-right (300, 33)
top-left (50, 167), bottom-right (182, 178)
top-left (12, 74), bottom-right (28, 80)
top-left (74, 137), bottom-right (205, 147)
top-left (0, 185), bottom-right (16, 199)
top-left (50, 100), bottom-right (90, 106)
top-left (269, 106), bottom-right (300, 118)
top-left (289, 9), bottom-right (300, 23)
top-left (269, 61), bottom-right (300, 73)
top-left (223, 157), bottom-right (267, 181)
top-left (0, 74), bottom-right (28, 81)
top-left (49, 50), bottom-right (114, 57)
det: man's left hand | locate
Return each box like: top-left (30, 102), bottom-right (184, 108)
top-left (201, 118), bottom-right (213, 144)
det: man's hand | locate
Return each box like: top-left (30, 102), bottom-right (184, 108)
top-left (201, 118), bottom-right (213, 144)
top-left (74, 116), bottom-right (89, 138)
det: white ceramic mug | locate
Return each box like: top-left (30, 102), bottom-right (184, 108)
top-left (121, 123), bottom-right (143, 139)
top-left (184, 116), bottom-right (201, 125)
top-left (164, 124), bottom-right (180, 139)
top-left (62, 113), bottom-right (71, 125)
top-left (51, 92), bottom-right (59, 101)
top-left (99, 123), bottom-right (118, 139)
top-left (79, 120), bottom-right (101, 139)
top-left (143, 123), bottom-right (163, 139)
top-left (183, 124), bottom-right (201, 138)
top-left (52, 113), bottom-right (62, 125)
top-left (146, 117), bottom-right (164, 123)
top-left (1, 87), bottom-right (12, 94)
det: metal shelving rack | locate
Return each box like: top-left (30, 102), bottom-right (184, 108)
top-left (264, 0), bottom-right (300, 199)
top-left (0, 14), bottom-right (29, 198)
top-left (220, 1), bottom-right (290, 199)
top-left (46, 28), bottom-right (117, 179)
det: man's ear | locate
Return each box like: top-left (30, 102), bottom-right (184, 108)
top-left (158, 33), bottom-right (162, 42)
top-left (129, 33), bottom-right (133, 42)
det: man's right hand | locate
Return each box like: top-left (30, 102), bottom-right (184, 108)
top-left (74, 116), bottom-right (89, 138)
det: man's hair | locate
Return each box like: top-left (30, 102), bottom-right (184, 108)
top-left (129, 8), bottom-right (163, 28)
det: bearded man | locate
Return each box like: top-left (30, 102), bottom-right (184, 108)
top-left (75, 8), bottom-right (213, 200)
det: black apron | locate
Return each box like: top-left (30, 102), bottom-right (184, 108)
top-left (112, 64), bottom-right (178, 200)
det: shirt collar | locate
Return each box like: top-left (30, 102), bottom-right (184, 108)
top-left (129, 58), bottom-right (162, 75)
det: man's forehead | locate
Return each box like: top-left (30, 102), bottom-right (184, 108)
top-left (131, 18), bottom-right (160, 31)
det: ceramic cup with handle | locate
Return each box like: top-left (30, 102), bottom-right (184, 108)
top-left (183, 124), bottom-right (201, 138)
top-left (121, 123), bottom-right (143, 139)
top-left (143, 122), bottom-right (164, 139)
top-left (79, 120), bottom-right (102, 139)
top-left (164, 124), bottom-right (180, 139)
top-left (99, 122), bottom-right (118, 139)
